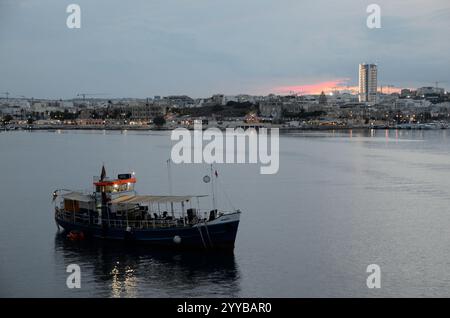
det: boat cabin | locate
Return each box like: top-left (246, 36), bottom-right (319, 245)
top-left (55, 172), bottom-right (218, 230)
top-left (93, 173), bottom-right (136, 193)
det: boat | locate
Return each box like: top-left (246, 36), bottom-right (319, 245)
top-left (53, 166), bottom-right (241, 250)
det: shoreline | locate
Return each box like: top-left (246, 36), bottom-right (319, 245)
top-left (2, 125), bottom-right (449, 132)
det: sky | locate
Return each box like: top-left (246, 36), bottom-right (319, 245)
top-left (0, 0), bottom-right (449, 99)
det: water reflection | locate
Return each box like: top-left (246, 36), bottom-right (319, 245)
top-left (54, 233), bottom-right (241, 297)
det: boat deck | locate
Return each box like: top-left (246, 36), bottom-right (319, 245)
top-left (55, 208), bottom-right (227, 230)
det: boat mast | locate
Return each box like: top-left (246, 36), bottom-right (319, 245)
top-left (167, 158), bottom-right (173, 195)
top-left (210, 164), bottom-right (216, 211)
top-left (99, 164), bottom-right (109, 233)
top-left (167, 159), bottom-right (175, 218)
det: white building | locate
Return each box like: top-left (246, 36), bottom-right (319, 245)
top-left (416, 87), bottom-right (445, 97)
top-left (130, 103), bottom-right (167, 121)
top-left (327, 92), bottom-right (359, 105)
top-left (394, 99), bottom-right (431, 109)
top-left (359, 63), bottom-right (378, 103)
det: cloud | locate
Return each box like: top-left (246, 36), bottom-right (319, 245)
top-left (275, 79), bottom-right (353, 95)
top-left (0, 0), bottom-right (449, 98)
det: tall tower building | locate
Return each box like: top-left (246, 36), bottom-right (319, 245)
top-left (359, 63), bottom-right (378, 103)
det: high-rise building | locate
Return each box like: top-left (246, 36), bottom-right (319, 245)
top-left (359, 63), bottom-right (378, 103)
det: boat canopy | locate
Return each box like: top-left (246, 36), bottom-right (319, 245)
top-left (111, 194), bottom-right (208, 205)
top-left (62, 191), bottom-right (94, 203)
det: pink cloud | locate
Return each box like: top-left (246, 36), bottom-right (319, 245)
top-left (274, 78), bottom-right (355, 95)
top-left (274, 79), bottom-right (403, 95)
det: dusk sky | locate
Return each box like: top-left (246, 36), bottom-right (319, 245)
top-left (1, 0), bottom-right (449, 99)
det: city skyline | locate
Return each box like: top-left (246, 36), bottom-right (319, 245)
top-left (0, 75), bottom-right (438, 100)
top-left (1, 0), bottom-right (450, 99)
top-left (0, 61), bottom-right (443, 100)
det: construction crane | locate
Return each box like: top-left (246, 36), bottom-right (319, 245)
top-left (76, 93), bottom-right (108, 101)
top-left (386, 85), bottom-right (395, 94)
top-left (1, 92), bottom-right (9, 101)
top-left (434, 81), bottom-right (447, 89)
top-left (380, 84), bottom-right (395, 94)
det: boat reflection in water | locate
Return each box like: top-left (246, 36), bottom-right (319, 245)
top-left (54, 233), bottom-right (241, 297)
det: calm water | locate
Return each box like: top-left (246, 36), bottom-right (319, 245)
top-left (2, 129), bottom-right (450, 297)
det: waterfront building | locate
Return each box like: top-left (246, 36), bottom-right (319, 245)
top-left (395, 99), bottom-right (431, 109)
top-left (76, 118), bottom-right (105, 126)
top-left (130, 103), bottom-right (167, 121)
top-left (259, 99), bottom-right (314, 119)
top-left (259, 101), bottom-right (284, 118)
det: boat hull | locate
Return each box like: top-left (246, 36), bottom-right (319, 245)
top-left (55, 212), bottom-right (240, 250)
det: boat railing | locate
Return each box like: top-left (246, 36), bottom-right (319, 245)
top-left (108, 219), bottom-right (179, 229)
top-left (55, 208), bottom-right (92, 225)
top-left (55, 208), bottom-right (240, 230)
top-left (55, 208), bottom-right (180, 229)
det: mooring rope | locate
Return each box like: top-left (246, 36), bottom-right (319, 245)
top-left (197, 224), bottom-right (207, 249)
top-left (203, 221), bottom-right (213, 248)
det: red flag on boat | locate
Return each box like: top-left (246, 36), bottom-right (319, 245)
top-left (100, 165), bottom-right (106, 181)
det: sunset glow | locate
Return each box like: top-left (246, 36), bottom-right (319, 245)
top-left (275, 79), bottom-right (355, 95)
top-left (274, 79), bottom-right (402, 95)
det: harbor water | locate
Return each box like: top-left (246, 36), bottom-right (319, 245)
top-left (2, 129), bottom-right (450, 297)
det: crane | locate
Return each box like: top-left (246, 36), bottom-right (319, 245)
top-left (434, 81), bottom-right (447, 89)
top-left (76, 93), bottom-right (109, 101)
top-left (1, 92), bottom-right (9, 101)
top-left (386, 85), bottom-right (395, 94)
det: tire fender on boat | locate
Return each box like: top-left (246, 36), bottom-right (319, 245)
top-left (173, 235), bottom-right (181, 244)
